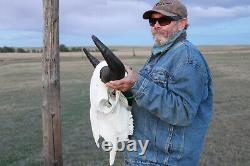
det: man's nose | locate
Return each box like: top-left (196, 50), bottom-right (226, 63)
top-left (153, 21), bottom-right (161, 28)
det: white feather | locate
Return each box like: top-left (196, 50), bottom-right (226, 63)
top-left (89, 61), bottom-right (134, 165)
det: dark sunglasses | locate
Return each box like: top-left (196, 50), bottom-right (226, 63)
top-left (149, 16), bottom-right (181, 27)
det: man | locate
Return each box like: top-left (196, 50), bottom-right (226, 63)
top-left (106, 0), bottom-right (213, 165)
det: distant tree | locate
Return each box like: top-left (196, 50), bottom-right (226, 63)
top-left (2, 46), bottom-right (15, 53)
top-left (70, 47), bottom-right (81, 52)
top-left (0, 47), bottom-right (3, 53)
top-left (59, 44), bottom-right (69, 52)
top-left (16, 48), bottom-right (26, 53)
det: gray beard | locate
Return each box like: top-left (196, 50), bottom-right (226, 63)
top-left (152, 34), bottom-right (170, 46)
top-left (152, 26), bottom-right (181, 46)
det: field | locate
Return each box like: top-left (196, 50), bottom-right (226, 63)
top-left (0, 45), bottom-right (250, 166)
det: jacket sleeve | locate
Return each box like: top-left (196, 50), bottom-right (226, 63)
top-left (131, 62), bottom-right (206, 126)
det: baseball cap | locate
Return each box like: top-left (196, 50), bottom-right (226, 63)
top-left (143, 0), bottom-right (187, 19)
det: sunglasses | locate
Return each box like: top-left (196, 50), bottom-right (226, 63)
top-left (149, 16), bottom-right (181, 27)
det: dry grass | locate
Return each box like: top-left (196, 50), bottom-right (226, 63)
top-left (0, 45), bottom-right (250, 166)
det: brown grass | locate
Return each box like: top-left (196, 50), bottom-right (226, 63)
top-left (0, 45), bottom-right (250, 166)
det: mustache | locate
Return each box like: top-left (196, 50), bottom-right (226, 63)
top-left (151, 29), bottom-right (164, 35)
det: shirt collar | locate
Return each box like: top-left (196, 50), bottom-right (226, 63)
top-left (151, 29), bottom-right (186, 56)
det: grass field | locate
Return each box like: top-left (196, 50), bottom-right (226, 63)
top-left (0, 46), bottom-right (250, 166)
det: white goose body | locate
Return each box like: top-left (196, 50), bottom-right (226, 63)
top-left (89, 61), bottom-right (134, 165)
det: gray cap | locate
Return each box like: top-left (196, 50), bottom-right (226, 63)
top-left (143, 0), bottom-right (187, 19)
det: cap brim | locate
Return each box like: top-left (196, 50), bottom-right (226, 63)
top-left (143, 9), bottom-right (177, 19)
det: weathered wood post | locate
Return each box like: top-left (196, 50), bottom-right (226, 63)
top-left (42, 0), bottom-right (63, 165)
top-left (132, 47), bottom-right (136, 57)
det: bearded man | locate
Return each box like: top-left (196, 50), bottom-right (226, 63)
top-left (106, 0), bottom-right (213, 165)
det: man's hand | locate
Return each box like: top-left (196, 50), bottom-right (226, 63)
top-left (106, 65), bottom-right (138, 92)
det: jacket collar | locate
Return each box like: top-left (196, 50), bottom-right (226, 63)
top-left (152, 29), bottom-right (186, 56)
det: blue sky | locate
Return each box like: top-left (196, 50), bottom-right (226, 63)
top-left (0, 0), bottom-right (250, 47)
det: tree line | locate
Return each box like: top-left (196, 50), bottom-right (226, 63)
top-left (0, 46), bottom-right (42, 53)
top-left (59, 44), bottom-right (82, 52)
top-left (0, 45), bottom-right (82, 53)
top-left (0, 46), bottom-right (19, 53)
top-left (0, 44), bottom-right (116, 53)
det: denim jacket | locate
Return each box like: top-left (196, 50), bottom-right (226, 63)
top-left (124, 30), bottom-right (213, 166)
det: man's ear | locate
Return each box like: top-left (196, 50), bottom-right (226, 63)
top-left (178, 18), bottom-right (188, 30)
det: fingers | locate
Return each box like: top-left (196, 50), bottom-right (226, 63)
top-left (106, 79), bottom-right (131, 91)
top-left (106, 82), bottom-right (119, 90)
top-left (105, 65), bottom-right (137, 91)
top-left (106, 82), bottom-right (124, 91)
top-left (106, 80), bottom-right (125, 88)
top-left (106, 80), bottom-right (122, 90)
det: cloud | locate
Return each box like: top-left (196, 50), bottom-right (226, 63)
top-left (183, 0), bottom-right (250, 8)
top-left (188, 5), bottom-right (250, 18)
top-left (0, 30), bottom-right (42, 47)
top-left (0, 0), bottom-right (150, 34)
top-left (187, 5), bottom-right (250, 26)
top-left (0, 1), bottom-right (42, 31)
top-left (0, 0), bottom-right (250, 46)
top-left (0, 0), bottom-right (152, 46)
top-left (60, 0), bottom-right (151, 37)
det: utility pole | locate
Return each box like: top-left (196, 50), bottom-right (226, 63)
top-left (42, 0), bottom-right (63, 165)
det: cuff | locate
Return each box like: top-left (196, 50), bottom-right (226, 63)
top-left (131, 74), bottom-right (149, 99)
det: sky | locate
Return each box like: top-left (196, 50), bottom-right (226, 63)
top-left (0, 0), bottom-right (250, 47)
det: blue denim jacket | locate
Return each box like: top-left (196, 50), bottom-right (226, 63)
top-left (124, 30), bottom-right (213, 166)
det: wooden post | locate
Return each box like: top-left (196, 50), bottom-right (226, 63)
top-left (42, 0), bottom-right (63, 166)
top-left (132, 47), bottom-right (136, 57)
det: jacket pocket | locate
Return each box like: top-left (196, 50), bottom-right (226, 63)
top-left (169, 127), bottom-right (185, 160)
top-left (150, 67), bottom-right (171, 88)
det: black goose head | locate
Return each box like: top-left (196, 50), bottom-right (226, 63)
top-left (82, 35), bottom-right (125, 83)
top-left (82, 35), bottom-right (133, 106)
